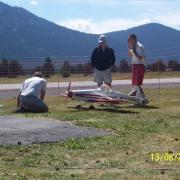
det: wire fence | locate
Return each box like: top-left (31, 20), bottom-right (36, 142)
top-left (0, 47), bottom-right (180, 99)
top-left (0, 58), bottom-right (179, 77)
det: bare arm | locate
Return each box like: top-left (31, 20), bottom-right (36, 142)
top-left (17, 82), bottom-right (24, 107)
top-left (134, 53), bottom-right (143, 61)
top-left (128, 48), bottom-right (133, 57)
top-left (40, 90), bottom-right (46, 101)
top-left (40, 80), bottom-right (47, 101)
top-left (133, 47), bottom-right (145, 61)
top-left (132, 47), bottom-right (144, 61)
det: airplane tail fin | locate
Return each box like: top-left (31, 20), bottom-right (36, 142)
top-left (128, 86), bottom-right (145, 98)
top-left (128, 90), bottom-right (137, 96)
top-left (128, 87), bottom-right (137, 96)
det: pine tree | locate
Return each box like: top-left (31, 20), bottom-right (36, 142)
top-left (168, 60), bottom-right (180, 71)
top-left (61, 61), bottom-right (71, 78)
top-left (42, 57), bottom-right (55, 78)
top-left (150, 60), bottom-right (166, 72)
top-left (8, 60), bottom-right (24, 77)
top-left (119, 59), bottom-right (130, 73)
top-left (0, 58), bottom-right (9, 77)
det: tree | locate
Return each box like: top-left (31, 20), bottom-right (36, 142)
top-left (150, 60), bottom-right (166, 72)
top-left (167, 60), bottom-right (180, 71)
top-left (145, 64), bottom-right (151, 72)
top-left (42, 57), bottom-right (55, 78)
top-left (83, 62), bottom-right (92, 76)
top-left (111, 64), bottom-right (118, 73)
top-left (8, 60), bottom-right (24, 77)
top-left (34, 65), bottom-right (43, 73)
top-left (0, 58), bottom-right (9, 77)
top-left (61, 61), bottom-right (71, 78)
top-left (17, 62), bottom-right (24, 76)
top-left (74, 63), bottom-right (83, 74)
top-left (119, 59), bottom-right (130, 73)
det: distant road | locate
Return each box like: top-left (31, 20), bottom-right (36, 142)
top-left (0, 78), bottom-right (180, 90)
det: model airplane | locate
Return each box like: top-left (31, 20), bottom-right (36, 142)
top-left (62, 82), bottom-right (149, 109)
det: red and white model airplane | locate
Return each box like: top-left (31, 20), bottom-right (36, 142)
top-left (62, 82), bottom-right (149, 109)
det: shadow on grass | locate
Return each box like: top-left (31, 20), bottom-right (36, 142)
top-left (128, 105), bottom-right (159, 109)
top-left (67, 106), bottom-right (139, 114)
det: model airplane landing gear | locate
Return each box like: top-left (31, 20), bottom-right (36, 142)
top-left (89, 105), bottom-right (95, 110)
top-left (76, 105), bottom-right (82, 109)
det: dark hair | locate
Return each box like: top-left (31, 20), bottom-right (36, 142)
top-left (33, 71), bottom-right (43, 78)
top-left (129, 34), bottom-right (137, 41)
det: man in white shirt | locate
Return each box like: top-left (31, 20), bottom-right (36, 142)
top-left (128, 34), bottom-right (147, 103)
top-left (16, 72), bottom-right (48, 113)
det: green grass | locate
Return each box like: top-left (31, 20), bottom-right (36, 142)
top-left (0, 71), bottom-right (180, 84)
top-left (0, 88), bottom-right (180, 179)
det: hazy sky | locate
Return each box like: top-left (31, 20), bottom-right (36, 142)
top-left (2, 0), bottom-right (180, 34)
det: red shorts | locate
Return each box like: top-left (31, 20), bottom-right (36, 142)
top-left (132, 64), bottom-right (145, 86)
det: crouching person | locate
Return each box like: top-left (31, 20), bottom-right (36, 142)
top-left (16, 72), bottom-right (48, 113)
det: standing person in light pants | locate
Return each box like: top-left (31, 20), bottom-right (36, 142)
top-left (91, 35), bottom-right (116, 88)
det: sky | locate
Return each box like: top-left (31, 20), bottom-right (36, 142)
top-left (1, 0), bottom-right (180, 34)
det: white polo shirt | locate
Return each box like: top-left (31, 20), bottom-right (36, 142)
top-left (20, 77), bottom-right (47, 97)
top-left (131, 42), bottom-right (145, 65)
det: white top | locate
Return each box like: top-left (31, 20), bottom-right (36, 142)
top-left (20, 77), bottom-right (47, 97)
top-left (130, 42), bottom-right (145, 64)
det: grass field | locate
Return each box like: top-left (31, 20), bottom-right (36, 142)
top-left (0, 88), bottom-right (180, 179)
top-left (0, 71), bottom-right (180, 84)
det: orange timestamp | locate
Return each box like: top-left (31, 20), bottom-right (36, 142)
top-left (150, 152), bottom-right (180, 162)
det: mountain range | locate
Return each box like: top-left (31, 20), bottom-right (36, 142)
top-left (0, 1), bottom-right (180, 62)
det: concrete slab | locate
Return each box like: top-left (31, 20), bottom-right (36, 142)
top-left (0, 116), bottom-right (111, 145)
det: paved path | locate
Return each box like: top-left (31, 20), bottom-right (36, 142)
top-left (0, 78), bottom-right (180, 90)
top-left (0, 116), bottom-right (111, 145)
top-left (0, 78), bottom-right (179, 99)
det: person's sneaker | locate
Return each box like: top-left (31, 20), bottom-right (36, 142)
top-left (129, 97), bottom-right (149, 108)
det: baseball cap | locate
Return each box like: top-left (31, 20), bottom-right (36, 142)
top-left (98, 34), bottom-right (107, 43)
